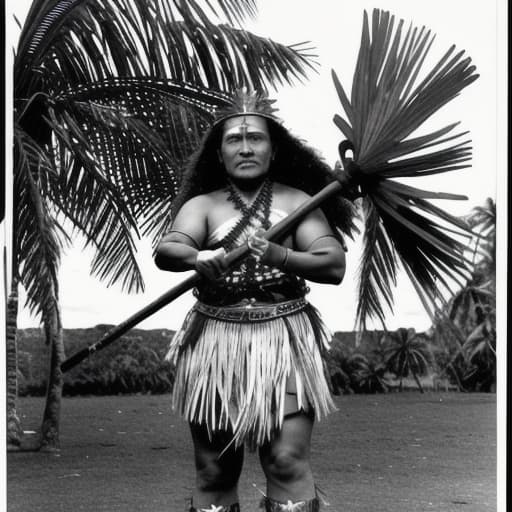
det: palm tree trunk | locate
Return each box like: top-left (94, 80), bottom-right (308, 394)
top-left (446, 362), bottom-right (465, 392)
top-left (39, 295), bottom-right (65, 451)
top-left (412, 371), bottom-right (424, 393)
top-left (6, 278), bottom-right (23, 448)
top-left (433, 322), bottom-right (466, 391)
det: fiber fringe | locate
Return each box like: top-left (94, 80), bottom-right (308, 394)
top-left (166, 302), bottom-right (335, 448)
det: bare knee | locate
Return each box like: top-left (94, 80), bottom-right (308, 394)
top-left (196, 449), bottom-right (243, 493)
top-left (262, 445), bottom-right (309, 483)
top-left (196, 459), bottom-right (233, 493)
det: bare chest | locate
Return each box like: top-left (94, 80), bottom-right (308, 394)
top-left (205, 187), bottom-right (294, 235)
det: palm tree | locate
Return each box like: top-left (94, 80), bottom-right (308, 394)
top-left (6, 285), bottom-right (23, 446)
top-left (427, 313), bottom-right (467, 391)
top-left (384, 328), bottom-right (431, 393)
top-left (7, 0), bottom-right (315, 449)
top-left (438, 198), bottom-right (496, 391)
top-left (326, 340), bottom-right (355, 395)
top-left (462, 312), bottom-right (496, 391)
top-left (467, 197), bottom-right (496, 282)
top-left (348, 353), bottom-right (390, 394)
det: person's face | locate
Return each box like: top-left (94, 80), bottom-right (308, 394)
top-left (219, 115), bottom-right (273, 181)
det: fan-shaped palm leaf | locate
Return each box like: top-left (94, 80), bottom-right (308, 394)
top-left (332, 9), bottom-right (478, 329)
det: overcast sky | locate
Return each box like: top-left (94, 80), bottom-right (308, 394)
top-left (5, 0), bottom-right (504, 333)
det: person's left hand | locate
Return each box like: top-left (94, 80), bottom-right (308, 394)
top-left (247, 228), bottom-right (269, 261)
top-left (247, 228), bottom-right (286, 267)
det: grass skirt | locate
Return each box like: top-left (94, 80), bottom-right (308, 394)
top-left (165, 300), bottom-right (336, 448)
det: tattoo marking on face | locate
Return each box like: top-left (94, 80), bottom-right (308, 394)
top-left (239, 116), bottom-right (249, 136)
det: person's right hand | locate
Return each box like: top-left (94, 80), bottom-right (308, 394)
top-left (195, 248), bottom-right (227, 280)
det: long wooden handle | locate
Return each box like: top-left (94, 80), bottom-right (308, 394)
top-left (61, 179), bottom-right (345, 372)
top-left (60, 273), bottom-right (201, 372)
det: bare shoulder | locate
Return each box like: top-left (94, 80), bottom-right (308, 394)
top-left (179, 192), bottom-right (216, 214)
top-left (272, 182), bottom-right (312, 212)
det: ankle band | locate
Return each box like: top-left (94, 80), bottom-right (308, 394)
top-left (260, 496), bottom-right (320, 511)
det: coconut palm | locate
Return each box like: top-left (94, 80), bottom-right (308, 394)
top-left (326, 341), bottom-right (355, 395)
top-left (467, 197), bottom-right (496, 281)
top-left (6, 286), bottom-right (23, 446)
top-left (7, 0), bottom-right (315, 449)
top-left (449, 198), bottom-right (495, 325)
top-left (463, 198), bottom-right (496, 381)
top-left (437, 198), bottom-right (496, 391)
top-left (462, 312), bottom-right (496, 391)
top-left (348, 353), bottom-right (390, 394)
top-left (384, 327), bottom-right (431, 393)
top-left (427, 313), bottom-right (467, 391)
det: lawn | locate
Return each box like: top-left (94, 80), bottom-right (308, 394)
top-left (7, 392), bottom-right (496, 512)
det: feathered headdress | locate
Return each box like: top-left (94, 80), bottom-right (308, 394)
top-left (213, 88), bottom-right (281, 126)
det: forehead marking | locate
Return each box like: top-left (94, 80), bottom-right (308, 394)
top-left (239, 116), bottom-right (249, 135)
top-left (223, 117), bottom-right (268, 138)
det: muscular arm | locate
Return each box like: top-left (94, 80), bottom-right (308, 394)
top-left (154, 197), bottom-right (207, 272)
top-left (287, 210), bottom-right (346, 284)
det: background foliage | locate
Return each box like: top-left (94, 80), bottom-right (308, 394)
top-left (17, 325), bottom-right (175, 396)
top-left (17, 323), bottom-right (495, 397)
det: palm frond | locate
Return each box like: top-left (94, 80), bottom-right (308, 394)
top-left (44, 108), bottom-right (146, 293)
top-left (16, 0), bottom-right (313, 96)
top-left (172, 0), bottom-right (257, 27)
top-left (14, 127), bottom-right (68, 318)
top-left (11, 0), bottom-right (322, 323)
top-left (333, 9), bottom-right (478, 329)
top-left (15, 0), bottom-right (258, 78)
top-left (43, 17), bottom-right (315, 91)
top-left (49, 79), bottom-right (231, 243)
top-left (467, 197), bottom-right (495, 234)
top-left (355, 200), bottom-right (397, 329)
top-left (15, 0), bottom-right (316, 163)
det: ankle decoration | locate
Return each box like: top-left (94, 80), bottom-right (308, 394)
top-left (260, 496), bottom-right (320, 512)
top-left (189, 503), bottom-right (241, 512)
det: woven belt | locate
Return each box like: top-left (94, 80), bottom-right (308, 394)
top-left (194, 298), bottom-right (308, 322)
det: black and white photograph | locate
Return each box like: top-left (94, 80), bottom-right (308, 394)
top-left (3, 1), bottom-right (506, 511)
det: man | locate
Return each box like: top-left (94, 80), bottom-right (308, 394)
top-left (155, 90), bottom-right (353, 512)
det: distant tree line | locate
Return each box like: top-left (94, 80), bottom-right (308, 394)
top-left (17, 317), bottom-right (495, 398)
top-left (17, 326), bottom-right (175, 397)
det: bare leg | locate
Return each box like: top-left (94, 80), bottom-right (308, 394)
top-left (189, 422), bottom-right (244, 509)
top-left (259, 410), bottom-right (315, 502)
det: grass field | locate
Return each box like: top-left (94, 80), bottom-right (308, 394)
top-left (7, 392), bottom-right (496, 512)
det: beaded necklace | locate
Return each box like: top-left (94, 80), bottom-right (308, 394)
top-left (221, 179), bottom-right (273, 250)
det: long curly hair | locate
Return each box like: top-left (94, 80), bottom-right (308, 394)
top-left (171, 117), bottom-right (357, 238)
